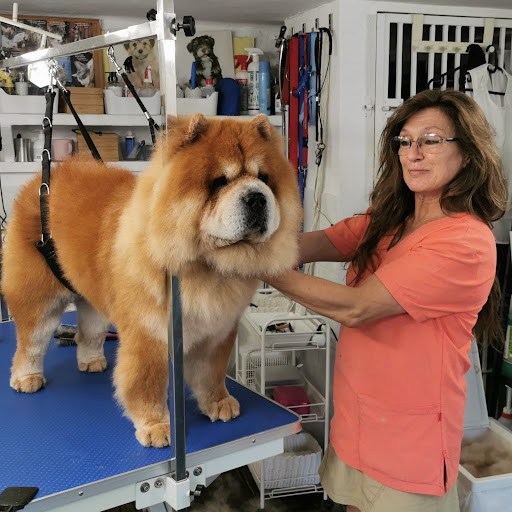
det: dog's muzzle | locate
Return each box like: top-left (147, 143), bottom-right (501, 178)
top-left (243, 191), bottom-right (268, 233)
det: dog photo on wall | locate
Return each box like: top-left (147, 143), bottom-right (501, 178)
top-left (176, 30), bottom-right (235, 88)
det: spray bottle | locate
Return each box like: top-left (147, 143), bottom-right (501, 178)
top-left (245, 48), bottom-right (264, 116)
top-left (234, 55), bottom-right (249, 115)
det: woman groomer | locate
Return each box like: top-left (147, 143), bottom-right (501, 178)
top-left (265, 89), bottom-right (507, 511)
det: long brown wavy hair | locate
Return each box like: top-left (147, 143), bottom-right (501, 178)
top-left (352, 89), bottom-right (507, 342)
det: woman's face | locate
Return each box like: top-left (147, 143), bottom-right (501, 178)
top-left (398, 107), bottom-right (467, 201)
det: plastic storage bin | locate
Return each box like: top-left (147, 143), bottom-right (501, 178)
top-left (104, 88), bottom-right (161, 115)
top-left (457, 339), bottom-right (512, 511)
top-left (0, 87), bottom-right (58, 114)
top-left (176, 92), bottom-right (218, 116)
top-left (273, 386), bottom-right (310, 415)
top-left (249, 432), bottom-right (322, 489)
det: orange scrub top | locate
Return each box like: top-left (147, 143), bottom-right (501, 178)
top-left (324, 212), bottom-right (496, 496)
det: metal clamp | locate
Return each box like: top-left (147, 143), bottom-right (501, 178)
top-left (39, 182), bottom-right (49, 196)
top-left (107, 45), bottom-right (125, 76)
top-left (42, 117), bottom-right (52, 129)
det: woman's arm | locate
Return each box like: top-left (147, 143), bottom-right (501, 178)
top-left (267, 270), bottom-right (406, 327)
top-left (299, 231), bottom-right (350, 264)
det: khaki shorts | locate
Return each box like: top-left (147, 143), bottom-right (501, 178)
top-left (319, 444), bottom-right (459, 512)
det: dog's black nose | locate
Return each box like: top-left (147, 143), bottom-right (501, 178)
top-left (243, 192), bottom-right (268, 233)
top-left (243, 191), bottom-right (266, 211)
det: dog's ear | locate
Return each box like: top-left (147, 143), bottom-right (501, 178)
top-left (251, 115), bottom-right (273, 141)
top-left (185, 114), bottom-right (208, 143)
top-left (167, 114), bottom-right (208, 145)
top-left (124, 42), bottom-right (130, 51)
top-left (149, 38), bottom-right (156, 48)
top-left (186, 40), bottom-right (196, 54)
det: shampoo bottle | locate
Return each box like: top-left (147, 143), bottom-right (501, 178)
top-left (258, 61), bottom-right (271, 115)
top-left (234, 55), bottom-right (249, 115)
top-left (245, 48), bottom-right (264, 116)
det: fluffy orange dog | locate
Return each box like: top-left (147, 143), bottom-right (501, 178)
top-left (2, 114), bottom-right (301, 447)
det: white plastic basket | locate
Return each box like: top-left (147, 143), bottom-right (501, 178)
top-left (250, 432), bottom-right (322, 489)
top-left (104, 88), bottom-right (161, 115)
top-left (0, 87), bottom-right (58, 114)
top-left (176, 92), bottom-right (218, 116)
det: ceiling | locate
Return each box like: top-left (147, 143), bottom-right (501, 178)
top-left (1, 0), bottom-right (328, 24)
top-left (3, 0), bottom-right (512, 25)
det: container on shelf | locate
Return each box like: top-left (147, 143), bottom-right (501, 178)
top-left (0, 87), bottom-right (59, 114)
top-left (104, 88), bottom-right (161, 115)
top-left (61, 87), bottom-right (103, 114)
top-left (77, 132), bottom-right (119, 161)
top-left (249, 432), bottom-right (322, 489)
top-left (176, 92), bottom-right (219, 116)
top-left (457, 339), bottom-right (512, 511)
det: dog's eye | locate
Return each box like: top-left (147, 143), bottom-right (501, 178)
top-left (258, 173), bottom-right (269, 184)
top-left (211, 176), bottom-right (228, 192)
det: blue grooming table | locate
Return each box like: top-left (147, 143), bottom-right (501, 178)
top-left (0, 314), bottom-right (300, 511)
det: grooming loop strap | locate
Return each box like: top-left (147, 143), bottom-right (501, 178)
top-left (34, 65), bottom-right (78, 294)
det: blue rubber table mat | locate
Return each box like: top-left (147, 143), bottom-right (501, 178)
top-left (0, 314), bottom-right (298, 500)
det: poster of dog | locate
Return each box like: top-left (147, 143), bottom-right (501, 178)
top-left (176, 30), bottom-right (235, 87)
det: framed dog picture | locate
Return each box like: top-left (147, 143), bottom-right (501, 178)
top-left (0, 14), bottom-right (103, 89)
top-left (107, 39), bottom-right (161, 91)
top-left (176, 30), bottom-right (235, 88)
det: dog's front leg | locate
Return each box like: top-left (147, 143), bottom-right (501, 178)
top-left (184, 327), bottom-right (240, 422)
top-left (113, 326), bottom-right (171, 447)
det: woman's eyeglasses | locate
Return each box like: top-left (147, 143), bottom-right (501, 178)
top-left (391, 134), bottom-right (459, 155)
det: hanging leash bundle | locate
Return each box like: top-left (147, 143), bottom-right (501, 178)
top-left (107, 46), bottom-right (160, 144)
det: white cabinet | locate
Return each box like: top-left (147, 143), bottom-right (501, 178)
top-left (235, 288), bottom-right (331, 508)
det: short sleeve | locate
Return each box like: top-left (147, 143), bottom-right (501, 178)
top-left (324, 214), bottom-right (370, 260)
top-left (375, 221), bottom-right (496, 322)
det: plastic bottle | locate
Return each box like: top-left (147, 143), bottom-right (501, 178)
top-left (202, 79), bottom-right (215, 98)
top-left (15, 71), bottom-right (28, 96)
top-left (245, 48), bottom-right (264, 116)
top-left (138, 66), bottom-right (155, 97)
top-left (125, 131), bottom-right (135, 159)
top-left (105, 71), bottom-right (122, 97)
top-left (498, 387), bottom-right (512, 431)
top-left (258, 61), bottom-right (271, 115)
top-left (4, 74), bottom-right (15, 95)
top-left (234, 55), bottom-right (249, 115)
top-left (33, 132), bottom-right (45, 162)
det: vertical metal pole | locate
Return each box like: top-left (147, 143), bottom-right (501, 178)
top-left (169, 274), bottom-right (186, 482)
top-left (156, 0), bottom-right (186, 486)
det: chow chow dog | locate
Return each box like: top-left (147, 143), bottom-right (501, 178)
top-left (124, 38), bottom-right (160, 90)
top-left (2, 114), bottom-right (302, 448)
top-left (187, 35), bottom-right (223, 86)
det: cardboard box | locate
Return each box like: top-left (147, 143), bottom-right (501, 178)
top-left (60, 87), bottom-right (104, 114)
top-left (456, 339), bottom-right (512, 511)
top-left (77, 132), bottom-right (119, 161)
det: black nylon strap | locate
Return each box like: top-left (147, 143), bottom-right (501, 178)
top-left (120, 71), bottom-right (160, 144)
top-left (36, 88), bottom-right (77, 295)
top-left (40, 89), bottom-right (55, 243)
top-left (35, 238), bottom-right (78, 294)
top-left (61, 90), bottom-right (102, 161)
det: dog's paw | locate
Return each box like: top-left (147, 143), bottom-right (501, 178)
top-left (206, 395), bottom-right (240, 422)
top-left (10, 374), bottom-right (46, 393)
top-left (78, 357), bottom-right (107, 373)
top-left (135, 422), bottom-right (171, 448)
